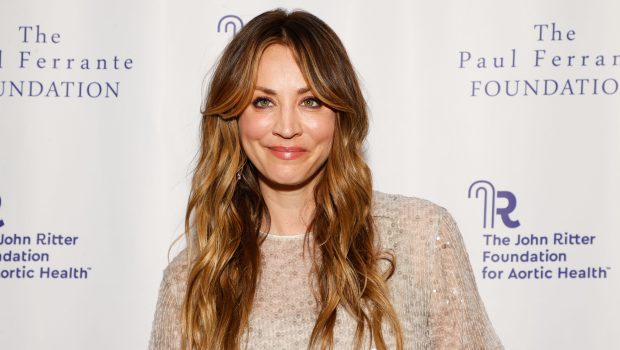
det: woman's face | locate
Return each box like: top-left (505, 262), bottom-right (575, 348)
top-left (239, 44), bottom-right (336, 189)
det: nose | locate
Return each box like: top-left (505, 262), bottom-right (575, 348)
top-left (272, 103), bottom-right (302, 139)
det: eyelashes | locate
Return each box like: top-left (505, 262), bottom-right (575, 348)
top-left (252, 97), bottom-right (273, 108)
top-left (252, 96), bottom-right (322, 109)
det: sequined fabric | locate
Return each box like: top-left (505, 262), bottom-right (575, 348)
top-left (148, 191), bottom-right (503, 349)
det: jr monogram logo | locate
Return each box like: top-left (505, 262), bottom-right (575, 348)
top-left (217, 15), bottom-right (244, 35)
top-left (468, 180), bottom-right (520, 229)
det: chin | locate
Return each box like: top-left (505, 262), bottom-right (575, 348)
top-left (262, 175), bottom-right (309, 188)
top-left (259, 169), bottom-right (322, 190)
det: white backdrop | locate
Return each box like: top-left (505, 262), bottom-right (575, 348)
top-left (1, 1), bottom-right (618, 349)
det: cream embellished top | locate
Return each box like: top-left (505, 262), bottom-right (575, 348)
top-left (148, 191), bottom-right (503, 349)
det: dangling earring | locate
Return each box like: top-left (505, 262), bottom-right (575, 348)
top-left (236, 161), bottom-right (245, 181)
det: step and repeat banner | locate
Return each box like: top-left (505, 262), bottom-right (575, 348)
top-left (1, 1), bottom-right (618, 349)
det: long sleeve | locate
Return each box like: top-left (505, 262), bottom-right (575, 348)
top-left (428, 208), bottom-right (503, 349)
top-left (148, 251), bottom-right (188, 350)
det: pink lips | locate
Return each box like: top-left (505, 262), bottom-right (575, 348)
top-left (268, 146), bottom-right (307, 160)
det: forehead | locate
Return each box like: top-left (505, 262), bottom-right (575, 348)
top-left (255, 44), bottom-right (307, 88)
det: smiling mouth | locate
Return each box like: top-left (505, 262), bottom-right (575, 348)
top-left (268, 146), bottom-right (307, 160)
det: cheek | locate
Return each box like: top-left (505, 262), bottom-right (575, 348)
top-left (239, 110), bottom-right (272, 145)
top-left (307, 111), bottom-right (336, 148)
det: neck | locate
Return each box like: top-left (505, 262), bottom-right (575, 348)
top-left (258, 176), bottom-right (317, 236)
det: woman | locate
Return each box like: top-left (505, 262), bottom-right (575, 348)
top-left (149, 8), bottom-right (503, 350)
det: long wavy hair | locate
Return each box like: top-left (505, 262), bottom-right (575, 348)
top-left (181, 8), bottom-right (403, 350)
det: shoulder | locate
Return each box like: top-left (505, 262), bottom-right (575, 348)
top-left (159, 247), bottom-right (191, 304)
top-left (372, 190), bottom-right (451, 225)
top-left (372, 190), bottom-right (456, 248)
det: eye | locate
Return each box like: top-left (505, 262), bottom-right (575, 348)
top-left (253, 97), bottom-right (273, 108)
top-left (301, 97), bottom-right (321, 108)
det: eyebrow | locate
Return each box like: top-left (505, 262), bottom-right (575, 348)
top-left (255, 85), bottom-right (311, 95)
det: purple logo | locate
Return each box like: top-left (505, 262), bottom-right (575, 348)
top-left (468, 180), bottom-right (520, 229)
top-left (0, 195), bottom-right (4, 227)
top-left (218, 15), bottom-right (244, 35)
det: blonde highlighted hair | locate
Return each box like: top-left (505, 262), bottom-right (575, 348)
top-left (181, 8), bottom-right (404, 350)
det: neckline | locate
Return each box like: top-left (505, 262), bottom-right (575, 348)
top-left (260, 231), bottom-right (311, 240)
